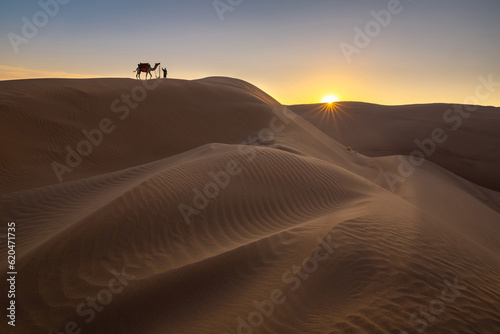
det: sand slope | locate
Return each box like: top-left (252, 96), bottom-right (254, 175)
top-left (1, 78), bottom-right (499, 334)
top-left (289, 102), bottom-right (500, 191)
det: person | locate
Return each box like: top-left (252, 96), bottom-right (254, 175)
top-left (162, 68), bottom-right (167, 78)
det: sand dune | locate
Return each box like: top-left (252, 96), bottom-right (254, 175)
top-left (289, 102), bottom-right (500, 191)
top-left (1, 77), bottom-right (499, 333)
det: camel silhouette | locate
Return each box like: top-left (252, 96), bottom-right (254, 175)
top-left (133, 62), bottom-right (160, 80)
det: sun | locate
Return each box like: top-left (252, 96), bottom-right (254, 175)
top-left (322, 95), bottom-right (339, 104)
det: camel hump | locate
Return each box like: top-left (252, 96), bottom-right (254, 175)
top-left (139, 63), bottom-right (150, 70)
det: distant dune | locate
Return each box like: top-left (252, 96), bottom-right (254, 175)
top-left (290, 102), bottom-right (500, 191)
top-left (1, 77), bottom-right (499, 333)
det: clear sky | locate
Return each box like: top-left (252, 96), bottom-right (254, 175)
top-left (1, 0), bottom-right (499, 106)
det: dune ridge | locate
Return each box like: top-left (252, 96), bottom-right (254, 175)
top-left (1, 77), bottom-right (499, 333)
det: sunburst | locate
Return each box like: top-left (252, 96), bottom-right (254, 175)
top-left (305, 99), bottom-right (351, 134)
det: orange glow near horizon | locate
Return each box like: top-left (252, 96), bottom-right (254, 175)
top-left (1, 65), bottom-right (499, 108)
top-left (321, 95), bottom-right (340, 104)
top-left (1, 1), bottom-right (500, 108)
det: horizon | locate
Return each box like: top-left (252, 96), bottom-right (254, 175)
top-left (1, 0), bottom-right (499, 107)
top-left (2, 75), bottom-right (500, 109)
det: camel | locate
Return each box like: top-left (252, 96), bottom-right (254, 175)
top-left (134, 62), bottom-right (160, 80)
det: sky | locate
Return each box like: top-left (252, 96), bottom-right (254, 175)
top-left (1, 0), bottom-right (499, 106)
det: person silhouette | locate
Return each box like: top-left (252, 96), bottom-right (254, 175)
top-left (162, 68), bottom-right (167, 78)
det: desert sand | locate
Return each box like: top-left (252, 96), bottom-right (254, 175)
top-left (0, 77), bottom-right (499, 334)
